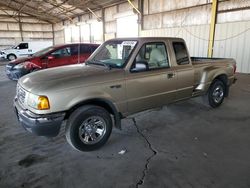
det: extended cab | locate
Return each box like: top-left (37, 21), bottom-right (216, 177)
top-left (14, 37), bottom-right (236, 151)
top-left (6, 43), bottom-right (99, 80)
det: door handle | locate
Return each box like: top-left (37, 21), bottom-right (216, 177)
top-left (167, 73), bottom-right (175, 79)
top-left (110, 84), bottom-right (122, 89)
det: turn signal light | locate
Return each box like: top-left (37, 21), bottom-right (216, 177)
top-left (37, 96), bottom-right (50, 110)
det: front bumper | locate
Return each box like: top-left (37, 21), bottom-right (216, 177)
top-left (0, 52), bottom-right (6, 59)
top-left (6, 66), bottom-right (29, 80)
top-left (14, 98), bottom-right (65, 137)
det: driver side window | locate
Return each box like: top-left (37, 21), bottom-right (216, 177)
top-left (51, 47), bottom-right (71, 58)
top-left (132, 42), bottom-right (169, 72)
top-left (17, 43), bottom-right (28, 49)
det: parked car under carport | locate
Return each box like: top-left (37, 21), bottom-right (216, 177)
top-left (5, 43), bottom-right (99, 80)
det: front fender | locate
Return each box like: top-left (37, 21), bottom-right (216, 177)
top-left (70, 98), bottom-right (121, 129)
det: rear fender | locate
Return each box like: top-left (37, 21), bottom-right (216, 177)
top-left (195, 68), bottom-right (227, 92)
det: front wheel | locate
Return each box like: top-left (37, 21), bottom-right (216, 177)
top-left (207, 79), bottom-right (226, 108)
top-left (7, 54), bottom-right (16, 61)
top-left (65, 105), bottom-right (112, 151)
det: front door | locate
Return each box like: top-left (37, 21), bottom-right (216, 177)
top-left (16, 43), bottom-right (29, 57)
top-left (126, 42), bottom-right (176, 114)
top-left (46, 46), bottom-right (72, 68)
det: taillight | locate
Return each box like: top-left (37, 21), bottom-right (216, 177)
top-left (233, 64), bottom-right (236, 74)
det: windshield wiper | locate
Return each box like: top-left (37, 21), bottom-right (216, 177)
top-left (86, 60), bottom-right (112, 70)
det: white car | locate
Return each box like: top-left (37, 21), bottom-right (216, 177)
top-left (1, 41), bottom-right (53, 61)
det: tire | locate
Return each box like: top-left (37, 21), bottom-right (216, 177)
top-left (65, 105), bottom-right (112, 151)
top-left (7, 54), bottom-right (17, 61)
top-left (207, 79), bottom-right (226, 108)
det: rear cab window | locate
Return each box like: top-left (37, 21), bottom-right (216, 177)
top-left (172, 42), bottom-right (189, 65)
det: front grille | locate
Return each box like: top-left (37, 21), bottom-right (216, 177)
top-left (17, 85), bottom-right (26, 104)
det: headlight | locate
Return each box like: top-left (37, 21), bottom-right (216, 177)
top-left (14, 62), bottom-right (25, 69)
top-left (28, 93), bottom-right (50, 110)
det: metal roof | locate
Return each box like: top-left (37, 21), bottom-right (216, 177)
top-left (0, 0), bottom-right (126, 23)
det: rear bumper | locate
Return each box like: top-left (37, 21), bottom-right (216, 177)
top-left (233, 77), bottom-right (237, 84)
top-left (228, 75), bottom-right (237, 86)
top-left (14, 98), bottom-right (65, 137)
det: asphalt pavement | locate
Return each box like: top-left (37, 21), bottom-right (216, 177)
top-left (0, 63), bottom-right (250, 188)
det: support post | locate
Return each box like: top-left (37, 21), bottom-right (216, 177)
top-left (52, 23), bottom-right (55, 45)
top-left (138, 0), bottom-right (144, 32)
top-left (102, 8), bottom-right (105, 42)
top-left (207, 0), bottom-right (218, 58)
top-left (18, 12), bottom-right (24, 41)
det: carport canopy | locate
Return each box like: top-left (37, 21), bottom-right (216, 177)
top-left (0, 0), bottom-right (127, 23)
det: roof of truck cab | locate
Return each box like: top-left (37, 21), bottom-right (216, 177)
top-left (108, 37), bottom-right (184, 41)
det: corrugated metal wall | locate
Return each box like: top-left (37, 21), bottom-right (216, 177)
top-left (53, 22), bottom-right (64, 44)
top-left (140, 24), bottom-right (210, 57)
top-left (0, 10), bottom-right (54, 49)
top-left (213, 22), bottom-right (250, 73)
top-left (140, 21), bottom-right (250, 73)
top-left (140, 0), bottom-right (250, 73)
top-left (53, 0), bottom-right (250, 73)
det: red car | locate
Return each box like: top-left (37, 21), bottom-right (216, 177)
top-left (6, 43), bottom-right (99, 80)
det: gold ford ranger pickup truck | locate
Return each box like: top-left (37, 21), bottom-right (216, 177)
top-left (14, 37), bottom-right (237, 151)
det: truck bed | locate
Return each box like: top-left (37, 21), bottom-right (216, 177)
top-left (190, 57), bottom-right (236, 94)
top-left (191, 57), bottom-right (235, 71)
top-left (191, 57), bottom-right (234, 64)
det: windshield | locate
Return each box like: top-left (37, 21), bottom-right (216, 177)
top-left (32, 46), bottom-right (55, 57)
top-left (89, 40), bottom-right (137, 68)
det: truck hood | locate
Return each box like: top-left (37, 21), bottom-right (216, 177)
top-left (1, 46), bottom-right (14, 51)
top-left (18, 64), bottom-right (124, 94)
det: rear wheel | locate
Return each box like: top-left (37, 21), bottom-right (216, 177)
top-left (65, 105), bottom-right (112, 151)
top-left (7, 54), bottom-right (16, 61)
top-left (207, 79), bottom-right (226, 108)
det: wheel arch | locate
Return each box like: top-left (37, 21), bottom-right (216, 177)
top-left (212, 74), bottom-right (229, 97)
top-left (7, 53), bottom-right (17, 60)
top-left (65, 98), bottom-right (122, 129)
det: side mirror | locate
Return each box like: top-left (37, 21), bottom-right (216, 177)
top-left (47, 55), bottom-right (55, 60)
top-left (131, 61), bottom-right (148, 72)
